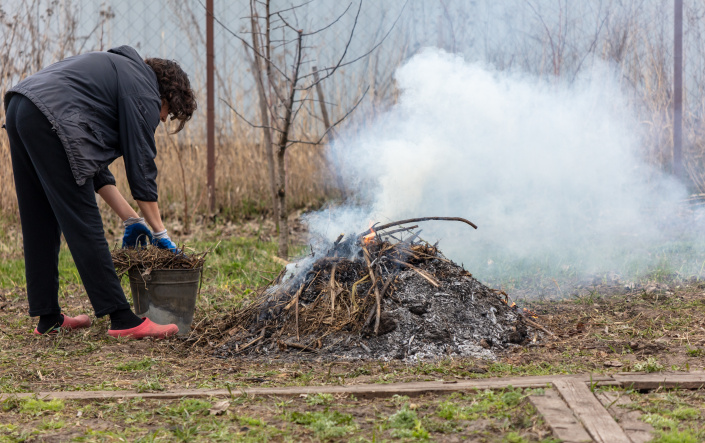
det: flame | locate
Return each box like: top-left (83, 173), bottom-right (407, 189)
top-left (362, 221), bottom-right (376, 245)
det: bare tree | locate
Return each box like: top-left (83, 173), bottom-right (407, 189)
top-left (215, 0), bottom-right (402, 258)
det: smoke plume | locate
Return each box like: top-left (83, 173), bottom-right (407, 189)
top-left (306, 49), bottom-right (695, 290)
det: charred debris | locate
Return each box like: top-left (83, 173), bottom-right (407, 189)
top-left (199, 217), bottom-right (548, 361)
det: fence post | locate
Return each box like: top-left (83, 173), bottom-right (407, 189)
top-left (674, 0), bottom-right (683, 179)
top-left (206, 0), bottom-right (216, 213)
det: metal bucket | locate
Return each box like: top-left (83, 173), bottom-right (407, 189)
top-left (128, 268), bottom-right (202, 336)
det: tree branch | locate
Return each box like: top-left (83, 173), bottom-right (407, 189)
top-left (301, 0), bottom-right (408, 89)
top-left (303, 3), bottom-right (353, 37)
top-left (221, 98), bottom-right (283, 133)
top-left (268, 0), bottom-right (315, 16)
top-left (286, 86), bottom-right (369, 148)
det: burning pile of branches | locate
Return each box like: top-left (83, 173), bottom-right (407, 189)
top-left (203, 217), bottom-right (545, 360)
top-left (111, 246), bottom-right (208, 277)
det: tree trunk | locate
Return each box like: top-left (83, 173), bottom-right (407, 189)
top-left (276, 145), bottom-right (288, 258)
top-left (249, 2), bottom-right (279, 223)
top-left (312, 66), bottom-right (346, 198)
top-left (275, 30), bottom-right (303, 259)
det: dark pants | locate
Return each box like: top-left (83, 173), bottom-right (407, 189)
top-left (5, 94), bottom-right (130, 317)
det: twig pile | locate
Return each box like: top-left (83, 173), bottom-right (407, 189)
top-left (111, 246), bottom-right (208, 276)
top-left (200, 217), bottom-right (540, 359)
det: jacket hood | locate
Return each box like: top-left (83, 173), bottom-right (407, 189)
top-left (107, 46), bottom-right (158, 92)
top-left (5, 46), bottom-right (162, 198)
top-left (107, 45), bottom-right (145, 64)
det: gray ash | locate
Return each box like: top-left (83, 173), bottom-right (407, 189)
top-left (209, 231), bottom-right (540, 362)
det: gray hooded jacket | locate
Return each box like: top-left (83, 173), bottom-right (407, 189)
top-left (3, 46), bottom-right (161, 201)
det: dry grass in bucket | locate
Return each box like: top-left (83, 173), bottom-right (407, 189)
top-left (111, 245), bottom-right (211, 276)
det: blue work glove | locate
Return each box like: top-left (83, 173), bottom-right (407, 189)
top-left (122, 217), bottom-right (153, 248)
top-left (152, 229), bottom-right (181, 253)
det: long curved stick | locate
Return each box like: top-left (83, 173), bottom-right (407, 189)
top-left (358, 217), bottom-right (477, 238)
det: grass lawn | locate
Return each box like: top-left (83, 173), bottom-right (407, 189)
top-left (0, 218), bottom-right (704, 441)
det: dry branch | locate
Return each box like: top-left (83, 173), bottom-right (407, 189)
top-left (358, 217), bottom-right (478, 238)
top-left (362, 246), bottom-right (383, 335)
top-left (391, 259), bottom-right (440, 288)
top-left (523, 316), bottom-right (555, 337)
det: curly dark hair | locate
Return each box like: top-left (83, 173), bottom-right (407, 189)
top-left (144, 58), bottom-right (197, 133)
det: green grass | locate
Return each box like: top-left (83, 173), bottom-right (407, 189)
top-left (625, 390), bottom-right (705, 442)
top-left (651, 429), bottom-right (701, 443)
top-left (194, 236), bottom-right (281, 289)
top-left (385, 407), bottom-right (430, 439)
top-left (632, 357), bottom-right (665, 373)
top-left (375, 388), bottom-right (548, 441)
top-left (435, 388), bottom-right (525, 421)
top-left (0, 375), bottom-right (32, 394)
top-left (37, 418), bottom-right (66, 430)
top-left (686, 347), bottom-right (704, 357)
top-left (642, 413), bottom-right (678, 430)
top-left (116, 358), bottom-right (156, 372)
top-left (305, 392), bottom-right (335, 406)
top-left (134, 376), bottom-right (165, 393)
top-left (18, 398), bottom-right (65, 415)
top-left (164, 398), bottom-right (213, 418)
top-left (0, 246), bottom-right (84, 289)
top-left (289, 409), bottom-right (358, 439)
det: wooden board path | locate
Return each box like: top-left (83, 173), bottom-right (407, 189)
top-left (553, 378), bottom-right (631, 443)
top-left (529, 389), bottom-right (592, 443)
top-left (595, 391), bottom-right (653, 443)
top-left (0, 374), bottom-right (612, 401)
top-left (2, 371), bottom-right (704, 442)
top-left (613, 371), bottom-right (705, 390)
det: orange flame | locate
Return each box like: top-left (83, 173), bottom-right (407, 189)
top-left (362, 221), bottom-right (376, 245)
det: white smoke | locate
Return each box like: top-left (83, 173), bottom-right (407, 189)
top-left (305, 48), bottom-right (694, 286)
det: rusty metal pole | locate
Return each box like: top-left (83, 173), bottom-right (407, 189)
top-left (674, 0), bottom-right (683, 179)
top-left (206, 0), bottom-right (216, 213)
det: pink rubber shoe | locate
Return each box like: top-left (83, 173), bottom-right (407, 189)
top-left (61, 314), bottom-right (92, 330)
top-left (33, 314), bottom-right (92, 335)
top-left (107, 318), bottom-right (178, 339)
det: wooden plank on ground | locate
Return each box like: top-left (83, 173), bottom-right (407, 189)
top-left (0, 374), bottom-right (614, 402)
top-left (553, 378), bottom-right (631, 443)
top-left (529, 389), bottom-right (592, 443)
top-left (613, 372), bottom-right (705, 390)
top-left (595, 391), bottom-right (653, 443)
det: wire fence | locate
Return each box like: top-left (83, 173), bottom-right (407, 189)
top-left (59, 0), bottom-right (414, 128)
top-left (0, 0), bottom-right (414, 216)
top-left (4, 0), bottom-right (705, 216)
top-left (5, 1), bottom-right (705, 131)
